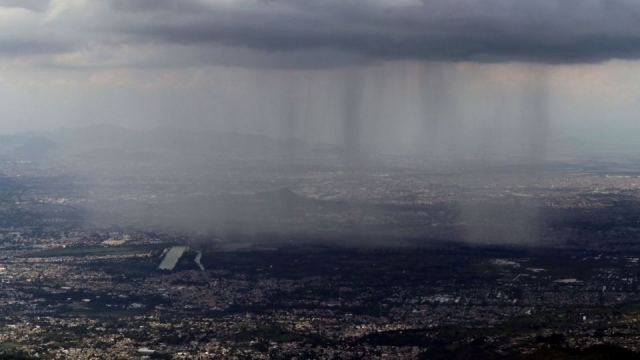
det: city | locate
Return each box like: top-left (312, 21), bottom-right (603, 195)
top-left (0, 150), bottom-right (639, 358)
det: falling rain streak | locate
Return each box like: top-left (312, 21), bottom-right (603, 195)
top-left (229, 62), bottom-right (551, 164)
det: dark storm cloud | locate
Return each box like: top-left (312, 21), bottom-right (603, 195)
top-left (105, 0), bottom-right (640, 64)
top-left (0, 0), bottom-right (49, 12)
top-left (0, 38), bottom-right (72, 57)
top-left (109, 0), bottom-right (206, 13)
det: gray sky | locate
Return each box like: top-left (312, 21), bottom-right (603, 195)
top-left (2, 0), bottom-right (640, 153)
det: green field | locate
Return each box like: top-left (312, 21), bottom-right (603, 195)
top-left (0, 342), bottom-right (21, 351)
top-left (27, 246), bottom-right (154, 258)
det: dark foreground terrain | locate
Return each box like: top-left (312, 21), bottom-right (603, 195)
top-left (0, 142), bottom-right (640, 357)
top-left (1, 242), bottom-right (640, 358)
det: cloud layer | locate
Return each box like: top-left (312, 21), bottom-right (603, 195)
top-left (4, 0), bottom-right (640, 68)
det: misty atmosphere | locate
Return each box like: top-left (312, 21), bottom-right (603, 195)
top-left (2, 1), bottom-right (640, 359)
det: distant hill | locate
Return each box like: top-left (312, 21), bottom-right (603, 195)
top-left (13, 137), bottom-right (60, 157)
top-left (4, 125), bottom-right (309, 161)
top-left (74, 148), bottom-right (164, 163)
